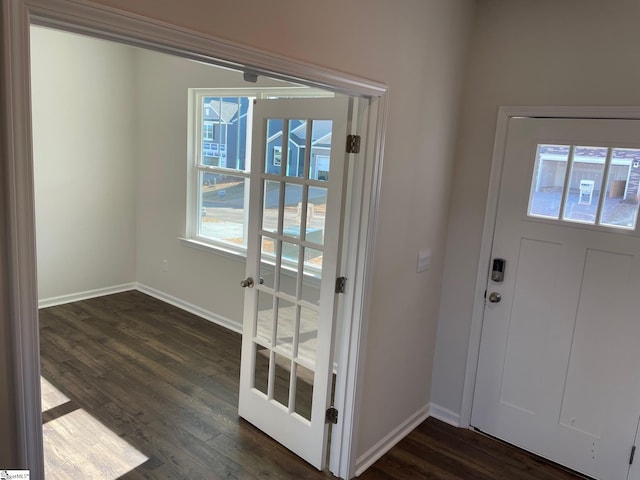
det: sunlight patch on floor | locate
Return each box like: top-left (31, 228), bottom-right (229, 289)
top-left (40, 377), bottom-right (70, 412)
top-left (41, 378), bottom-right (148, 480)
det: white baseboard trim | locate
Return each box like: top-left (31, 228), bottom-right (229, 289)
top-left (355, 404), bottom-right (430, 477)
top-left (429, 402), bottom-right (461, 428)
top-left (135, 283), bottom-right (242, 334)
top-left (38, 283), bottom-right (137, 309)
top-left (38, 281), bottom-right (243, 334)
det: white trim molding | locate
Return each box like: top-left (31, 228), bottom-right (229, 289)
top-left (330, 95), bottom-right (389, 479)
top-left (38, 283), bottom-right (137, 309)
top-left (2, 1), bottom-right (44, 475)
top-left (429, 403), bottom-right (461, 428)
top-left (460, 106), bottom-right (640, 429)
top-left (354, 404), bottom-right (430, 476)
top-left (37, 283), bottom-right (243, 334)
top-left (26, 0), bottom-right (387, 98)
top-left (135, 284), bottom-right (242, 335)
top-left (2, 1), bottom-right (388, 478)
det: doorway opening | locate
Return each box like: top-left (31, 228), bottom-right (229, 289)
top-left (31, 24), bottom-right (358, 477)
top-left (2, 2), bottom-right (388, 478)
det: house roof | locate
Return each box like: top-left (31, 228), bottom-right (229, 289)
top-left (540, 144), bottom-right (640, 162)
top-left (267, 119), bottom-right (333, 148)
top-left (203, 98), bottom-right (240, 124)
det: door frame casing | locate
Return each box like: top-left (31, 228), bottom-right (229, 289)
top-left (0, 1), bottom-right (389, 478)
top-left (461, 106), bottom-right (640, 428)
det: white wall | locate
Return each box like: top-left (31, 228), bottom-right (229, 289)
top-left (31, 27), bottom-right (137, 301)
top-left (26, 0), bottom-right (475, 467)
top-left (432, 0), bottom-right (640, 420)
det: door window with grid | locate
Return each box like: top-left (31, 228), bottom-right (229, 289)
top-left (528, 144), bottom-right (640, 230)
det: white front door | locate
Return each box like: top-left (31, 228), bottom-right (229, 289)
top-left (472, 117), bottom-right (640, 480)
top-left (238, 96), bottom-right (349, 469)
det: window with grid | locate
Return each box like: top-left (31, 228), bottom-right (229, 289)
top-left (527, 144), bottom-right (640, 230)
top-left (192, 94), bottom-right (253, 250)
top-left (188, 88), bottom-right (335, 255)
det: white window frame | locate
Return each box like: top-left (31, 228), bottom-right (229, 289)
top-left (185, 87), bottom-right (334, 259)
top-left (273, 145), bottom-right (282, 166)
top-left (527, 144), bottom-right (640, 230)
top-left (191, 91), bottom-right (253, 255)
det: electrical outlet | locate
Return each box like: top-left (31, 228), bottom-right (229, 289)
top-left (162, 259), bottom-right (168, 272)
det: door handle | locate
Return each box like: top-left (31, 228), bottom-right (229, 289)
top-left (488, 292), bottom-right (501, 303)
top-left (240, 277), bottom-right (254, 288)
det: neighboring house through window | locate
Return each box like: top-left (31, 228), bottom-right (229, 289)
top-left (187, 88), bottom-right (332, 256)
top-left (193, 93), bottom-right (251, 251)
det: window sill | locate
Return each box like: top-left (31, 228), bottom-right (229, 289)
top-left (178, 237), bottom-right (246, 263)
top-left (178, 237), bottom-right (321, 284)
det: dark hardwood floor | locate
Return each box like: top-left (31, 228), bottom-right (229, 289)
top-left (39, 291), bottom-right (588, 479)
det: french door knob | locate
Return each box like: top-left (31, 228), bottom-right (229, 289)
top-left (240, 277), bottom-right (254, 288)
top-left (488, 292), bottom-right (501, 303)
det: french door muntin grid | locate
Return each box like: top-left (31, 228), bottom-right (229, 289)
top-left (251, 116), bottom-right (327, 419)
top-left (529, 144), bottom-right (640, 230)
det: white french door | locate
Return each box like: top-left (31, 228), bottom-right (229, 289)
top-left (238, 96), bottom-right (349, 469)
top-left (472, 117), bottom-right (640, 480)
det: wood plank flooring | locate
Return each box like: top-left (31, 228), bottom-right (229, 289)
top-left (39, 290), bottom-right (588, 479)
